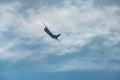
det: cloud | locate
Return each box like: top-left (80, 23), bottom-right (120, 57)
top-left (46, 58), bottom-right (120, 72)
top-left (46, 46), bottom-right (120, 72)
top-left (15, 0), bottom-right (120, 53)
top-left (0, 0), bottom-right (120, 72)
top-left (0, 2), bottom-right (20, 31)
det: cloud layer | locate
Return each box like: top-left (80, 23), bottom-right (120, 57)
top-left (0, 0), bottom-right (120, 72)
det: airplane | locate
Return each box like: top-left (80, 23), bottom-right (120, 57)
top-left (43, 23), bottom-right (61, 40)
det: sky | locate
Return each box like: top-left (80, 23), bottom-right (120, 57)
top-left (0, 0), bottom-right (120, 80)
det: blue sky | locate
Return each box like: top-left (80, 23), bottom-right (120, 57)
top-left (0, 0), bottom-right (120, 80)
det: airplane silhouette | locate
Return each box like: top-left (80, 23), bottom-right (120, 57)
top-left (43, 23), bottom-right (61, 40)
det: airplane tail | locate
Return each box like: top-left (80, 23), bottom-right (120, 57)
top-left (56, 34), bottom-right (61, 38)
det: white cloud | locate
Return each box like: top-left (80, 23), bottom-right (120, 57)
top-left (0, 3), bottom-right (30, 63)
top-left (0, 39), bottom-right (32, 63)
top-left (0, 2), bottom-right (21, 32)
